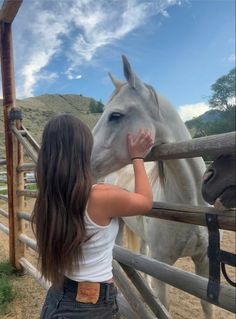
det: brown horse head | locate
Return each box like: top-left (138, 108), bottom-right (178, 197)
top-left (202, 154), bottom-right (236, 209)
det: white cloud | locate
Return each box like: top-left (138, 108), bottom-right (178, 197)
top-left (178, 102), bottom-right (210, 122)
top-left (11, 0), bottom-right (183, 99)
top-left (65, 68), bottom-right (82, 80)
top-left (228, 53), bottom-right (236, 62)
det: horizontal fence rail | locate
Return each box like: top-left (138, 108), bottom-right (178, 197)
top-left (149, 202), bottom-right (236, 231)
top-left (14, 232), bottom-right (236, 314)
top-left (0, 159), bottom-right (6, 165)
top-left (0, 222), bottom-right (9, 235)
top-left (17, 163), bottom-right (35, 172)
top-left (15, 202), bottom-right (236, 231)
top-left (16, 189), bottom-right (37, 198)
top-left (113, 245), bottom-right (236, 314)
top-left (0, 194), bottom-right (8, 201)
top-left (0, 208), bottom-right (8, 218)
top-left (146, 132), bottom-right (236, 161)
top-left (18, 211), bottom-right (31, 222)
top-left (19, 257), bottom-right (50, 290)
top-left (8, 131), bottom-right (236, 170)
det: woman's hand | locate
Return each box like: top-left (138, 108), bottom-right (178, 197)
top-left (127, 128), bottom-right (154, 159)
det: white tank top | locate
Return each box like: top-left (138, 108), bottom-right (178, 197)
top-left (66, 208), bottom-right (119, 282)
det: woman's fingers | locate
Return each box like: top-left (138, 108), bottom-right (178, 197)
top-left (127, 128), bottom-right (154, 158)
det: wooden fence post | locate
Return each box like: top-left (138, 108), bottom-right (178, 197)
top-left (0, 15), bottom-right (24, 269)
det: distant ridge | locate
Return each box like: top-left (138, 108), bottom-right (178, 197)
top-left (0, 94), bottom-right (101, 158)
top-left (185, 107), bottom-right (235, 137)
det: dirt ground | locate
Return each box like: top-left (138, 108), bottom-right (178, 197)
top-left (0, 199), bottom-right (235, 319)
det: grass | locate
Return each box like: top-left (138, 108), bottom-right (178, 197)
top-left (0, 261), bottom-right (15, 315)
top-left (25, 183), bottom-right (37, 191)
top-left (0, 184), bottom-right (37, 195)
top-left (0, 188), bottom-right (7, 195)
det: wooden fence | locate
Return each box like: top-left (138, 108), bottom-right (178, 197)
top-left (0, 1), bottom-right (236, 318)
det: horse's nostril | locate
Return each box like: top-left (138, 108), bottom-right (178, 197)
top-left (203, 169), bottom-right (214, 183)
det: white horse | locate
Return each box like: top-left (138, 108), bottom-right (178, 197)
top-left (91, 56), bottom-right (213, 318)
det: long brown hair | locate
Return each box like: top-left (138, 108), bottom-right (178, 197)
top-left (32, 114), bottom-right (93, 286)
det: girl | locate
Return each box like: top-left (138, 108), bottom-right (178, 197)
top-left (32, 114), bottom-right (153, 318)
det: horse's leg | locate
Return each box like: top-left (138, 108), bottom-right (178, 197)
top-left (126, 225), bottom-right (140, 252)
top-left (140, 240), bottom-right (151, 283)
top-left (192, 253), bottom-right (214, 319)
top-left (149, 249), bottom-right (175, 310)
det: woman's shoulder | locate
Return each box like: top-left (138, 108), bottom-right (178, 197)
top-left (92, 183), bottom-right (122, 192)
top-left (87, 183), bottom-right (122, 226)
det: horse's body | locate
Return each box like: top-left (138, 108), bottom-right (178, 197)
top-left (91, 56), bottom-right (213, 318)
top-left (202, 154), bottom-right (236, 209)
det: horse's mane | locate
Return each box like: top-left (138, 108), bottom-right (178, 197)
top-left (145, 84), bottom-right (165, 187)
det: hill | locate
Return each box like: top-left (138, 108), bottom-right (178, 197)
top-left (0, 94), bottom-right (101, 158)
top-left (1, 95), bottom-right (235, 159)
top-left (185, 107), bottom-right (236, 138)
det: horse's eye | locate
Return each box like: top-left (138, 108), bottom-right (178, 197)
top-left (108, 112), bottom-right (124, 122)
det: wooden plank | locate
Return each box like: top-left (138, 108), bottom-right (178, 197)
top-left (19, 258), bottom-right (50, 290)
top-left (113, 261), bottom-right (156, 319)
top-left (11, 126), bottom-right (38, 163)
top-left (0, 194), bottom-right (8, 201)
top-left (0, 159), bottom-right (6, 165)
top-left (17, 163), bottom-right (35, 172)
top-left (0, 222), bottom-right (9, 235)
top-left (113, 245), bottom-right (236, 314)
top-left (120, 263), bottom-right (171, 319)
top-left (18, 233), bottom-right (37, 251)
top-left (0, 208), bottom-right (8, 218)
top-left (146, 132), bottom-right (236, 161)
top-left (116, 294), bottom-right (137, 319)
top-left (0, 0), bottom-right (23, 23)
top-left (148, 202), bottom-right (236, 231)
top-left (18, 211), bottom-right (31, 222)
top-left (17, 189), bottom-right (37, 198)
top-left (13, 116), bottom-right (25, 269)
top-left (21, 124), bottom-right (40, 153)
top-left (1, 18), bottom-right (16, 267)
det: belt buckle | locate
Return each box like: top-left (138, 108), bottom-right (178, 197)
top-left (76, 282), bottom-right (100, 304)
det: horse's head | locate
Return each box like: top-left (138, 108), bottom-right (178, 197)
top-left (91, 56), bottom-right (188, 178)
top-left (202, 154), bottom-right (236, 209)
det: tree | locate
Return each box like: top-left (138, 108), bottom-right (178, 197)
top-left (89, 99), bottom-right (104, 113)
top-left (209, 68), bottom-right (235, 110)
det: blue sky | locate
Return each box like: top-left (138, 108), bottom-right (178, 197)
top-left (0, 0), bottom-right (235, 120)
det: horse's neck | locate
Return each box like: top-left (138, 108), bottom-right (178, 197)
top-left (153, 99), bottom-right (207, 205)
top-left (159, 158), bottom-right (206, 205)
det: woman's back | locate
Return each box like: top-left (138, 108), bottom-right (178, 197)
top-left (33, 115), bottom-right (153, 319)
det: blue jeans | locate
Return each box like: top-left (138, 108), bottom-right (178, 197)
top-left (40, 278), bottom-right (120, 319)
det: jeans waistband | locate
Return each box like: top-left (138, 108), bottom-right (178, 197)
top-left (63, 277), bottom-right (117, 303)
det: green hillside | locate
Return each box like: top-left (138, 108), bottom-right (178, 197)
top-left (1, 95), bottom-right (235, 160)
top-left (0, 94), bottom-right (101, 159)
top-left (185, 106), bottom-right (236, 138)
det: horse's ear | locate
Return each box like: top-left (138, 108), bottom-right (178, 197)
top-left (122, 55), bottom-right (143, 89)
top-left (108, 72), bottom-right (124, 89)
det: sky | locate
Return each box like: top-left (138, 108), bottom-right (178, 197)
top-left (0, 0), bottom-right (235, 121)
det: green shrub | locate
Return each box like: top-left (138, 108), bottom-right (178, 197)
top-left (0, 262), bottom-right (15, 315)
top-left (0, 261), bottom-right (14, 277)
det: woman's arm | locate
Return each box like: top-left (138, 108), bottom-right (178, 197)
top-left (88, 129), bottom-right (153, 221)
